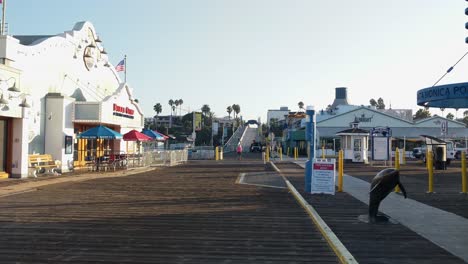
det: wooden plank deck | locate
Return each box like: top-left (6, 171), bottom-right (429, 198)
top-left (0, 161), bottom-right (339, 263)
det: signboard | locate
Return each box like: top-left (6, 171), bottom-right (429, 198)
top-left (212, 122), bottom-right (219, 136)
top-left (417, 82), bottom-right (468, 108)
top-left (371, 127), bottom-right (391, 161)
top-left (441, 120), bottom-right (448, 135)
top-left (372, 137), bottom-right (389, 160)
top-left (311, 159), bottom-right (336, 195)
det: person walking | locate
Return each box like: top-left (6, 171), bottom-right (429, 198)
top-left (236, 143), bottom-right (243, 160)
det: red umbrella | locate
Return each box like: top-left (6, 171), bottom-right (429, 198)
top-left (123, 130), bottom-right (153, 141)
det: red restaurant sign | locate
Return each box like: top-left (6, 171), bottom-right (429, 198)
top-left (113, 103), bottom-right (135, 119)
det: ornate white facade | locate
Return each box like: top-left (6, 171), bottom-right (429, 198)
top-left (0, 21), bottom-right (144, 178)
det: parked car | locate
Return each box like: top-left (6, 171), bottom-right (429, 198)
top-left (412, 147), bottom-right (425, 159)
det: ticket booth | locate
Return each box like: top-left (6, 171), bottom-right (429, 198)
top-left (336, 123), bottom-right (369, 163)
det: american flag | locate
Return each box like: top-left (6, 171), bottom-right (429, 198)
top-left (115, 59), bottom-right (125, 72)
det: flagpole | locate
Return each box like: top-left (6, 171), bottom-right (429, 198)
top-left (1, 0), bottom-right (6, 35)
top-left (124, 54), bottom-right (127, 83)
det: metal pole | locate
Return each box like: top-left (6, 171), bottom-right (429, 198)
top-left (124, 55), bottom-right (127, 83)
top-left (428, 150), bottom-right (434, 193)
top-left (304, 106), bottom-right (316, 193)
top-left (462, 151), bottom-right (467, 194)
top-left (192, 111), bottom-right (196, 147)
top-left (394, 148), bottom-right (401, 193)
top-left (338, 150), bottom-right (343, 192)
top-left (1, 0), bottom-right (5, 36)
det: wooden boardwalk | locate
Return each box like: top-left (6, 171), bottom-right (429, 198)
top-left (275, 161), bottom-right (466, 264)
top-left (0, 161), bottom-right (339, 263)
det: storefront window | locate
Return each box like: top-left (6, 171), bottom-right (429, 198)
top-left (353, 138), bottom-right (362, 151)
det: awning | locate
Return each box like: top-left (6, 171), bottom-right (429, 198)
top-left (123, 129), bottom-right (153, 142)
top-left (77, 125), bottom-right (123, 139)
top-left (141, 129), bottom-right (166, 141)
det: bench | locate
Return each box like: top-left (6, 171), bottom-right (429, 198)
top-left (28, 154), bottom-right (59, 177)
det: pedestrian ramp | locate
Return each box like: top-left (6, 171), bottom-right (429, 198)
top-left (236, 171), bottom-right (286, 189)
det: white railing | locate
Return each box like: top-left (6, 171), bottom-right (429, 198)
top-left (142, 150), bottom-right (188, 167)
top-left (224, 126), bottom-right (245, 152)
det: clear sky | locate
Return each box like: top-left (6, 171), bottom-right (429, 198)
top-left (5, 0), bottom-right (468, 121)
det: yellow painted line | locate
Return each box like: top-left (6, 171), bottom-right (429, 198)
top-left (270, 161), bottom-right (358, 264)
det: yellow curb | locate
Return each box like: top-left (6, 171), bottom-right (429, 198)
top-left (270, 161), bottom-right (358, 264)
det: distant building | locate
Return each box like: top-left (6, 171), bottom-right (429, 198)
top-left (278, 87), bottom-right (468, 155)
top-left (267, 106), bottom-right (290, 127)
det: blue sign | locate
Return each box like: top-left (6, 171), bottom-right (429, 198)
top-left (417, 82), bottom-right (468, 108)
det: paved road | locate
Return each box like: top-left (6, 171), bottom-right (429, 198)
top-left (0, 160), bottom-right (338, 263)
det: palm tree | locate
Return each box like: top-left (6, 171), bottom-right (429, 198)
top-left (153, 103), bottom-right (162, 116)
top-left (168, 99), bottom-right (174, 128)
top-left (178, 99), bottom-right (184, 116)
top-left (298, 101), bottom-right (304, 112)
top-left (232, 104), bottom-right (241, 127)
top-left (227, 106), bottom-right (232, 119)
top-left (232, 104), bottom-right (240, 118)
top-left (201, 104), bottom-right (211, 128)
top-left (174, 100), bottom-right (180, 116)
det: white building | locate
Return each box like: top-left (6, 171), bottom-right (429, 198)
top-left (0, 21), bottom-right (144, 178)
top-left (267, 106), bottom-right (290, 127)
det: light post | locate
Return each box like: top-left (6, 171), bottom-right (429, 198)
top-left (333, 138), bottom-right (336, 156)
top-left (304, 106), bottom-right (316, 193)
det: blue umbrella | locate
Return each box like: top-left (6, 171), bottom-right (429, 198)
top-left (77, 125), bottom-right (123, 139)
top-left (141, 129), bottom-right (165, 141)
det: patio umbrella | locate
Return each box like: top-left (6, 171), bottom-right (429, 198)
top-left (123, 130), bottom-right (153, 141)
top-left (154, 130), bottom-right (171, 140)
top-left (77, 125), bottom-right (123, 139)
top-left (141, 129), bottom-right (165, 141)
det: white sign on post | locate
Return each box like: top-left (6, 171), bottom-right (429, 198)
top-left (373, 137), bottom-right (389, 160)
top-left (311, 159), bottom-right (336, 195)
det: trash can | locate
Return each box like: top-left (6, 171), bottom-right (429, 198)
top-left (434, 146), bottom-right (446, 170)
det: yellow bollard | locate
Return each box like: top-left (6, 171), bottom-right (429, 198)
top-left (294, 147), bottom-right (298, 160)
top-left (338, 150), bottom-right (343, 192)
top-left (394, 148), bottom-right (401, 193)
top-left (402, 148), bottom-right (406, 165)
top-left (462, 151), bottom-right (467, 194)
top-left (279, 147), bottom-right (283, 160)
top-left (287, 147), bottom-right (290, 157)
top-left (215, 146), bottom-right (219, 161)
top-left (427, 150), bottom-right (434, 193)
top-left (266, 146), bottom-right (270, 162)
top-left (322, 146), bottom-right (325, 159)
top-left (220, 147), bottom-right (223, 160)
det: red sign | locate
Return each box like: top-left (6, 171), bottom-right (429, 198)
top-left (113, 103), bottom-right (134, 116)
top-left (313, 163), bottom-right (334, 170)
top-left (113, 103), bottom-right (135, 119)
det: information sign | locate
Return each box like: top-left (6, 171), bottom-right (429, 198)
top-left (311, 159), bottom-right (336, 195)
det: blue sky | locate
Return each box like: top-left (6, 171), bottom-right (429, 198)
top-left (6, 1), bottom-right (468, 121)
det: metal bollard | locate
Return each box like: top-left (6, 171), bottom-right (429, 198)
top-left (215, 147), bottom-right (219, 161)
top-left (427, 150), bottom-right (434, 193)
top-left (394, 148), bottom-right (401, 193)
top-left (266, 146), bottom-right (270, 162)
top-left (279, 147), bottom-right (283, 160)
top-left (338, 150), bottom-right (343, 192)
top-left (462, 151), bottom-right (467, 194)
